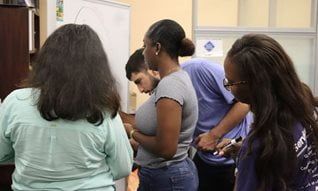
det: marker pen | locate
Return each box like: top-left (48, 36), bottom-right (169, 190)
top-left (213, 136), bottom-right (242, 155)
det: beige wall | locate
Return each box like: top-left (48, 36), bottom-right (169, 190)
top-left (276, 0), bottom-right (311, 27)
top-left (239, 0), bottom-right (269, 27)
top-left (198, 0), bottom-right (239, 26)
top-left (197, 0), bottom-right (312, 28)
top-left (116, 0), bottom-right (193, 53)
top-left (39, 0), bottom-right (47, 46)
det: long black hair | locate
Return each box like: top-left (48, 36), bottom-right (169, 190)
top-left (25, 24), bottom-right (120, 125)
top-left (227, 33), bottom-right (318, 190)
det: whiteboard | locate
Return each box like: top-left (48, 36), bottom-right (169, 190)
top-left (60, 0), bottom-right (131, 112)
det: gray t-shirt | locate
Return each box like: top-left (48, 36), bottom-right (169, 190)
top-left (135, 70), bottom-right (198, 168)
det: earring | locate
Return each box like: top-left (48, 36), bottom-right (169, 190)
top-left (155, 52), bottom-right (158, 55)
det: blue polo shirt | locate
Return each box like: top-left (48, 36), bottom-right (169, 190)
top-left (182, 58), bottom-right (253, 165)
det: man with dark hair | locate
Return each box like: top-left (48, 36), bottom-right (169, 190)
top-left (125, 48), bottom-right (159, 95)
top-left (120, 48), bottom-right (160, 125)
top-left (121, 48), bottom-right (160, 191)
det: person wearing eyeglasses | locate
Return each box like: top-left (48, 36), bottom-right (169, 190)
top-left (222, 33), bottom-right (318, 191)
top-left (181, 58), bottom-right (253, 191)
top-left (223, 78), bottom-right (248, 91)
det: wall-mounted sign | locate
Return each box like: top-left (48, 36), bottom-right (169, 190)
top-left (196, 39), bottom-right (223, 57)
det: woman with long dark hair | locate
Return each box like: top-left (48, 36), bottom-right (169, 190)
top-left (0, 24), bottom-right (133, 190)
top-left (223, 33), bottom-right (318, 190)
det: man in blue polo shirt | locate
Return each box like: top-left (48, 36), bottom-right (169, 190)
top-left (182, 58), bottom-right (253, 191)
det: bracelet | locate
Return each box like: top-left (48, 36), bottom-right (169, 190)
top-left (129, 129), bottom-right (139, 139)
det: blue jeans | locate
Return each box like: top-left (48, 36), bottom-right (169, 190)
top-left (137, 158), bottom-right (199, 191)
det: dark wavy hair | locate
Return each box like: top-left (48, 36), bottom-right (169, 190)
top-left (24, 24), bottom-right (120, 125)
top-left (145, 19), bottom-right (195, 59)
top-left (227, 34), bottom-right (318, 190)
top-left (125, 48), bottom-right (147, 80)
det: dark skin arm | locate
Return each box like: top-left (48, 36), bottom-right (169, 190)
top-left (129, 136), bottom-right (139, 151)
top-left (216, 138), bottom-right (242, 191)
top-left (119, 111), bottom-right (136, 126)
top-left (215, 138), bottom-right (243, 159)
top-left (119, 111), bottom-right (139, 152)
top-left (195, 102), bottom-right (249, 151)
top-left (125, 98), bottom-right (182, 159)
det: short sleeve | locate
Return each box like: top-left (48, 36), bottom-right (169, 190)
top-left (154, 74), bottom-right (186, 106)
top-left (203, 67), bottom-right (235, 104)
top-left (182, 59), bottom-right (235, 104)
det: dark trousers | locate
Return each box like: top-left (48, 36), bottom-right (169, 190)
top-left (193, 153), bottom-right (235, 191)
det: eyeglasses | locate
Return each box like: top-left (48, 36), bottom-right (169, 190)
top-left (223, 78), bottom-right (248, 91)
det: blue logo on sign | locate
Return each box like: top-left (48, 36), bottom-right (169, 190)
top-left (204, 41), bottom-right (215, 52)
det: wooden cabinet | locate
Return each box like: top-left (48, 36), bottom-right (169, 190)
top-left (0, 5), bottom-right (39, 100)
top-left (0, 5), bottom-right (39, 190)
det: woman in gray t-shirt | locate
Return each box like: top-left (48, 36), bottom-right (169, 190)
top-left (125, 19), bottom-right (199, 191)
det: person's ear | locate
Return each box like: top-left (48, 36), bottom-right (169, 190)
top-left (151, 70), bottom-right (160, 79)
top-left (155, 42), bottom-right (161, 55)
top-left (148, 70), bottom-right (160, 79)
